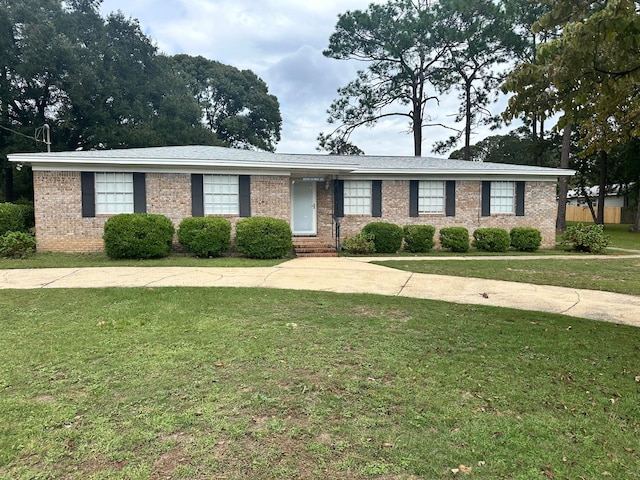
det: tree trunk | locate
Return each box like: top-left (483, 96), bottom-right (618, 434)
top-left (556, 124), bottom-right (571, 232)
top-left (464, 81), bottom-right (472, 161)
top-left (413, 106), bottom-right (422, 157)
top-left (4, 164), bottom-right (13, 203)
top-left (596, 150), bottom-right (607, 224)
top-left (633, 200), bottom-right (640, 232)
top-left (580, 185), bottom-right (598, 223)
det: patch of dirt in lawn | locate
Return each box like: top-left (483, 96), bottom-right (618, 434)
top-left (353, 306), bottom-right (412, 322)
top-left (151, 444), bottom-right (192, 479)
top-left (33, 394), bottom-right (57, 403)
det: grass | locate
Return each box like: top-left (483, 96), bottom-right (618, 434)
top-left (375, 257), bottom-right (640, 296)
top-left (375, 224), bottom-right (640, 296)
top-left (1, 287), bottom-right (639, 479)
top-left (598, 223), bottom-right (640, 251)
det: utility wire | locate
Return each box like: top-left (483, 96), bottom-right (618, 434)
top-left (0, 123), bottom-right (44, 143)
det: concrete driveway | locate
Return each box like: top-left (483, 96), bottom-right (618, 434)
top-left (2, 257), bottom-right (639, 327)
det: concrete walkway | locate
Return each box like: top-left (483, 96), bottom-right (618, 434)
top-left (2, 256), bottom-right (639, 327)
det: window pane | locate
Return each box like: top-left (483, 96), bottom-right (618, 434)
top-left (95, 172), bottom-right (134, 214)
top-left (490, 181), bottom-right (515, 214)
top-left (418, 180), bottom-right (445, 214)
top-left (204, 175), bottom-right (239, 215)
top-left (344, 180), bottom-right (371, 215)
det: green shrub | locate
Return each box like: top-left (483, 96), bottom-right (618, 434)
top-left (361, 222), bottom-right (403, 254)
top-left (472, 228), bottom-right (510, 252)
top-left (103, 213), bottom-right (175, 259)
top-left (235, 217), bottom-right (293, 259)
top-left (403, 225), bottom-right (436, 253)
top-left (178, 217), bottom-right (231, 257)
top-left (0, 231), bottom-right (36, 258)
top-left (439, 227), bottom-right (469, 253)
top-left (342, 232), bottom-right (375, 254)
top-left (561, 223), bottom-right (609, 254)
top-left (0, 202), bottom-right (32, 235)
top-left (510, 227), bottom-right (542, 252)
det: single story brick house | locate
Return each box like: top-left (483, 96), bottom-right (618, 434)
top-left (9, 145), bottom-right (574, 253)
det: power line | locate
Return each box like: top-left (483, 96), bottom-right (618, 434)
top-left (0, 124), bottom-right (43, 143)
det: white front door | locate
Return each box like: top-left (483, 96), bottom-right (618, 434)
top-left (291, 180), bottom-right (317, 235)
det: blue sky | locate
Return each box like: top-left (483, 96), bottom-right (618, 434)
top-left (99, 0), bottom-right (514, 156)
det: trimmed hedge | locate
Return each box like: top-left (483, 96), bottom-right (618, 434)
top-left (510, 227), bottom-right (542, 252)
top-left (342, 232), bottom-right (375, 254)
top-left (0, 231), bottom-right (36, 258)
top-left (403, 225), bottom-right (435, 253)
top-left (439, 227), bottom-right (469, 253)
top-left (472, 228), bottom-right (510, 252)
top-left (0, 202), bottom-right (34, 236)
top-left (561, 223), bottom-right (609, 254)
top-left (178, 217), bottom-right (231, 257)
top-left (103, 213), bottom-right (175, 259)
top-left (362, 222), bottom-right (403, 254)
top-left (235, 217), bottom-right (293, 259)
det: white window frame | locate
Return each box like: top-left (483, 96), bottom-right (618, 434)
top-left (490, 181), bottom-right (515, 214)
top-left (95, 172), bottom-right (134, 214)
top-left (418, 180), bottom-right (445, 214)
top-left (344, 180), bottom-right (372, 215)
top-left (204, 174), bottom-right (239, 215)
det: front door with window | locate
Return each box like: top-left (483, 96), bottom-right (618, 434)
top-left (291, 180), bottom-right (317, 235)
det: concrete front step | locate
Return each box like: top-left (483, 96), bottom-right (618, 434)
top-left (293, 237), bottom-right (338, 257)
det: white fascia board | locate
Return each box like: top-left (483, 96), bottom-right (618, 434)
top-left (342, 173), bottom-right (575, 182)
top-left (24, 161), bottom-right (355, 176)
top-left (8, 154), bottom-right (356, 173)
top-left (352, 168), bottom-right (575, 178)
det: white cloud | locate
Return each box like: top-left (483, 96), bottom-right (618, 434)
top-left (99, 0), bottom-right (517, 156)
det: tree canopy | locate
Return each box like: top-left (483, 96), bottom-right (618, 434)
top-left (320, 0), bottom-right (529, 157)
top-left (321, 0), bottom-right (449, 156)
top-left (171, 55), bottom-right (282, 152)
top-left (0, 0), bottom-right (281, 200)
top-left (504, 0), bottom-right (640, 155)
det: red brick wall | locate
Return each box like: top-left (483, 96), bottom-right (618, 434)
top-left (32, 171), bottom-right (557, 252)
top-left (337, 180), bottom-right (557, 248)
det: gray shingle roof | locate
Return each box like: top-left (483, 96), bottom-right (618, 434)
top-left (9, 145), bottom-right (575, 178)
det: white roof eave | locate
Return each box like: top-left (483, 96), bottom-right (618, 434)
top-left (353, 168), bottom-right (576, 178)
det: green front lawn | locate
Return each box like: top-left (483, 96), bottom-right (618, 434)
top-left (376, 257), bottom-right (640, 296)
top-left (1, 288), bottom-right (639, 479)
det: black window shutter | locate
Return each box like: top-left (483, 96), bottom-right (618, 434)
top-left (239, 175), bottom-right (251, 217)
top-left (409, 180), bottom-right (419, 217)
top-left (516, 181), bottom-right (525, 216)
top-left (191, 174), bottom-right (204, 217)
top-left (445, 180), bottom-right (456, 217)
top-left (481, 181), bottom-right (491, 217)
top-left (334, 180), bottom-right (344, 217)
top-left (372, 180), bottom-right (382, 217)
top-left (81, 172), bottom-right (95, 218)
top-left (133, 173), bottom-right (146, 213)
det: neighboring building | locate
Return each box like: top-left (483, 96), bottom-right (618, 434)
top-left (567, 184), bottom-right (633, 208)
top-left (9, 145), bottom-right (575, 253)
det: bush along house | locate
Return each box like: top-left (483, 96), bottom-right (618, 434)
top-left (9, 145), bottom-right (575, 254)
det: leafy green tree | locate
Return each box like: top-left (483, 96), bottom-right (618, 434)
top-left (321, 0), bottom-right (450, 156)
top-left (0, 0), bottom-right (69, 200)
top-left (433, 0), bottom-right (524, 160)
top-left (55, 11), bottom-right (220, 150)
top-left (503, 0), bottom-right (640, 227)
top-left (3, 0), bottom-right (286, 200)
top-left (316, 133), bottom-right (364, 155)
top-left (448, 127), bottom-right (560, 167)
top-left (171, 55), bottom-right (282, 152)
